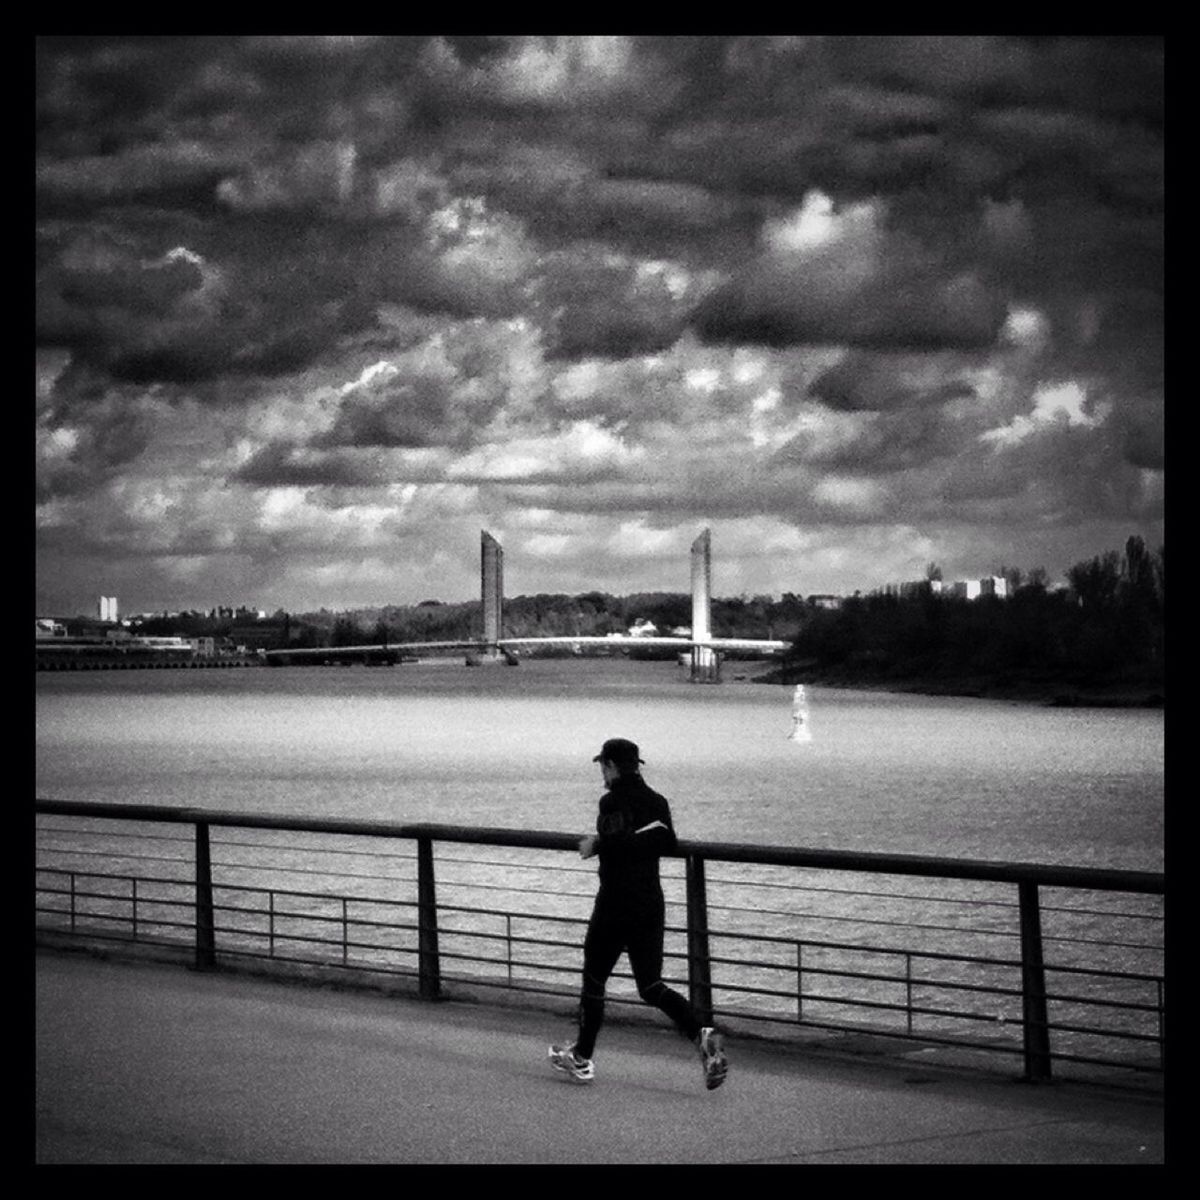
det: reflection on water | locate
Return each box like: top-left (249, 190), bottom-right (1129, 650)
top-left (37, 658), bottom-right (1163, 870)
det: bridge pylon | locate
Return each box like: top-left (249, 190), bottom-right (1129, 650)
top-left (471, 530), bottom-right (509, 666)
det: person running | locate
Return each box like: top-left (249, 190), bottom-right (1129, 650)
top-left (548, 737), bottom-right (728, 1090)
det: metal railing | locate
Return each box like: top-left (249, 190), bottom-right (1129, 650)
top-left (34, 799), bottom-right (1164, 1085)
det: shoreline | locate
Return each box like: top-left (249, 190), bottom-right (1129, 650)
top-left (750, 663), bottom-right (1165, 709)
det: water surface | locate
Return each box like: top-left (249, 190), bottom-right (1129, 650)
top-left (36, 659), bottom-right (1164, 872)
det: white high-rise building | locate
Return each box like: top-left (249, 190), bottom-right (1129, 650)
top-left (98, 596), bottom-right (119, 622)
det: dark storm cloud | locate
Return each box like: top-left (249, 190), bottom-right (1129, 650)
top-left (36, 36), bottom-right (533, 387)
top-left (36, 35), bottom-right (1163, 388)
top-left (36, 408), bottom-right (153, 502)
top-left (537, 251), bottom-right (692, 361)
top-left (692, 256), bottom-right (1007, 352)
top-left (34, 35), bottom-right (1163, 613)
top-left (36, 359), bottom-right (156, 500)
top-left (781, 406), bottom-right (962, 474)
top-left (317, 369), bottom-right (470, 450)
top-left (232, 442), bottom-right (391, 488)
top-left (808, 352), bottom-right (977, 412)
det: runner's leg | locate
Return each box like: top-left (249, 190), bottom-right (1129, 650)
top-left (626, 891), bottom-right (702, 1041)
top-left (575, 901), bottom-right (625, 1059)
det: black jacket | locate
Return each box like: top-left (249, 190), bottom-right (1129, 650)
top-left (594, 773), bottom-right (678, 895)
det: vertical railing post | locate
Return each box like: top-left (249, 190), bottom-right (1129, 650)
top-left (685, 853), bottom-right (714, 1026)
top-left (131, 877), bottom-right (138, 942)
top-left (1157, 978), bottom-right (1165, 1073)
top-left (416, 835), bottom-right (441, 1000)
top-left (795, 940), bottom-right (804, 1023)
top-left (194, 821), bottom-right (216, 971)
top-left (1018, 880), bottom-right (1051, 1081)
top-left (269, 890), bottom-right (276, 958)
top-left (69, 872), bottom-right (76, 934)
top-left (905, 952), bottom-right (914, 1035)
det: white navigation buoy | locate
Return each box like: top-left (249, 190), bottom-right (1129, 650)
top-left (788, 684), bottom-right (812, 742)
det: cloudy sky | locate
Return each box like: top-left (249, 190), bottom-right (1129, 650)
top-left (35, 35), bottom-right (1164, 616)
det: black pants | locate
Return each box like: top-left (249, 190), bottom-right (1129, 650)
top-left (574, 886), bottom-right (701, 1058)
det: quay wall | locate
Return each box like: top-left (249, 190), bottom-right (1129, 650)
top-left (36, 652), bottom-right (263, 671)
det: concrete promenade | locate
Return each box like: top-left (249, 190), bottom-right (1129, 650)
top-left (35, 948), bottom-right (1165, 1166)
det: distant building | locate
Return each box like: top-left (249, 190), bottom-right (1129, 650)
top-left (130, 636), bottom-right (193, 651)
top-left (628, 619), bottom-right (658, 637)
top-left (98, 596), bottom-right (119, 622)
top-left (808, 595), bottom-right (843, 610)
top-left (893, 576), bottom-right (1007, 602)
top-left (229, 623), bottom-right (288, 651)
top-left (189, 637), bottom-right (216, 658)
top-left (35, 619), bottom-right (67, 639)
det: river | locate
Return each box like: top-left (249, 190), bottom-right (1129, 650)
top-left (35, 657), bottom-right (1163, 872)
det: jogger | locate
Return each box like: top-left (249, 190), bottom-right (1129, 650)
top-left (548, 737), bottom-right (728, 1090)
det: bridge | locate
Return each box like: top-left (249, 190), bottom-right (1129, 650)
top-left (264, 529), bottom-right (788, 681)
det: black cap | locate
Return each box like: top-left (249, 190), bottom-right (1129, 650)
top-left (593, 738), bottom-right (644, 768)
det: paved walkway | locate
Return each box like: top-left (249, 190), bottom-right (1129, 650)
top-left (35, 949), bottom-right (1165, 1165)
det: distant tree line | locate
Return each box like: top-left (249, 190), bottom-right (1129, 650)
top-left (101, 537), bottom-right (1164, 700)
top-left (297, 590), bottom-right (810, 654)
top-left (787, 537), bottom-right (1164, 699)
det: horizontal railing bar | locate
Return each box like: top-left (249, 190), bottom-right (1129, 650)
top-left (1044, 1021), bottom-right (1162, 1044)
top-left (34, 907), bottom-right (192, 934)
top-left (37, 826), bottom-right (194, 847)
top-left (211, 882), bottom-right (411, 907)
top-left (212, 864), bottom-right (419, 885)
top-left (215, 945), bottom-right (421, 976)
top-left (731, 907), bottom-right (1023, 939)
top-left (38, 848), bottom-right (193, 869)
top-left (36, 867), bottom-right (184, 884)
top-left (1040, 903), bottom-right (1163, 921)
top-left (34, 800), bottom-right (1163, 895)
top-left (210, 836), bottom-right (419, 860)
top-left (1043, 964), bottom-right (1164, 985)
top-left (40, 867), bottom-right (1165, 987)
top-left (38, 926), bottom-right (192, 948)
top-left (708, 873), bottom-right (1023, 909)
top-left (429, 879), bottom-right (594, 901)
top-left (1041, 934), bottom-right (1164, 952)
top-left (1043, 992), bottom-right (1163, 1015)
top-left (712, 930), bottom-right (1024, 969)
top-left (213, 856), bottom-right (418, 876)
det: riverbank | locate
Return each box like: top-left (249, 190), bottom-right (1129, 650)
top-left (752, 661), bottom-right (1165, 708)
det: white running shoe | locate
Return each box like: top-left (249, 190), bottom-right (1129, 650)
top-left (698, 1027), bottom-right (728, 1090)
top-left (548, 1042), bottom-right (595, 1083)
